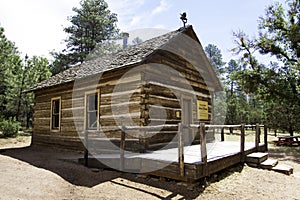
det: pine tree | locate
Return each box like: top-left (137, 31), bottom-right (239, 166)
top-left (50, 0), bottom-right (119, 74)
top-left (233, 0), bottom-right (300, 135)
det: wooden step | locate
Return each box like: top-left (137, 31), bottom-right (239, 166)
top-left (260, 159), bottom-right (278, 169)
top-left (245, 152), bottom-right (268, 164)
top-left (272, 164), bottom-right (293, 175)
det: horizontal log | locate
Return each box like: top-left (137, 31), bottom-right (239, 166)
top-left (146, 55), bottom-right (212, 90)
top-left (148, 81), bottom-right (211, 99)
top-left (33, 130), bottom-right (80, 137)
top-left (100, 116), bottom-right (141, 127)
top-left (61, 97), bottom-right (84, 109)
top-left (32, 134), bottom-right (84, 150)
top-left (34, 110), bottom-right (50, 118)
top-left (34, 102), bottom-right (51, 110)
top-left (100, 103), bottom-right (140, 116)
top-left (148, 96), bottom-right (180, 109)
top-left (146, 51), bottom-right (206, 77)
top-left (101, 93), bottom-right (141, 106)
top-left (147, 131), bottom-right (177, 144)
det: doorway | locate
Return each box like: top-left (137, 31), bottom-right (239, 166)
top-left (181, 97), bottom-right (193, 145)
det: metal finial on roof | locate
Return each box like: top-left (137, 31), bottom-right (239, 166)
top-left (180, 12), bottom-right (187, 28)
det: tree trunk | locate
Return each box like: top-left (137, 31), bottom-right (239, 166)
top-left (289, 126), bottom-right (294, 136)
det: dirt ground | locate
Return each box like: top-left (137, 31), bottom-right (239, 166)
top-left (0, 134), bottom-right (300, 200)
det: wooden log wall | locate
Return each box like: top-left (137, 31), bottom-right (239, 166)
top-left (141, 50), bottom-right (213, 146)
top-left (32, 66), bottom-right (145, 150)
top-left (32, 47), bottom-right (216, 151)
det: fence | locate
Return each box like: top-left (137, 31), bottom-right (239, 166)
top-left (83, 123), bottom-right (268, 176)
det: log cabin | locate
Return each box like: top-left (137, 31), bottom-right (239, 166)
top-left (28, 25), bottom-right (222, 152)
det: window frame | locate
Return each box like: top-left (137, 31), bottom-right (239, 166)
top-left (50, 96), bottom-right (61, 132)
top-left (84, 90), bottom-right (100, 130)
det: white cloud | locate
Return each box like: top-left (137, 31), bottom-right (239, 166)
top-left (106, 0), bottom-right (146, 30)
top-left (129, 15), bottom-right (143, 27)
top-left (151, 0), bottom-right (171, 16)
top-left (106, 0), bottom-right (172, 31)
top-left (107, 0), bottom-right (145, 17)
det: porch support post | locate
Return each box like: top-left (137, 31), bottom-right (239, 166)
top-left (178, 123), bottom-right (184, 177)
top-left (264, 125), bottom-right (268, 151)
top-left (120, 126), bottom-right (126, 171)
top-left (255, 123), bottom-right (260, 151)
top-left (84, 130), bottom-right (89, 167)
top-left (200, 123), bottom-right (207, 176)
top-left (240, 124), bottom-right (245, 162)
top-left (221, 127), bottom-right (225, 142)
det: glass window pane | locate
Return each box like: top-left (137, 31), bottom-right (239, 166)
top-left (53, 100), bottom-right (60, 114)
top-left (88, 112), bottom-right (97, 129)
top-left (53, 114), bottom-right (59, 129)
top-left (51, 99), bottom-right (60, 129)
top-left (86, 92), bottom-right (98, 130)
top-left (88, 94), bottom-right (97, 111)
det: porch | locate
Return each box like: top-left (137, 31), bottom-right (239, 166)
top-left (80, 124), bottom-right (268, 182)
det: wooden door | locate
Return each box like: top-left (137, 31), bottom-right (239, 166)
top-left (182, 97), bottom-right (193, 145)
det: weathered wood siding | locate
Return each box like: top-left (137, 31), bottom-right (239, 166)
top-left (33, 66), bottom-right (143, 150)
top-left (33, 45), bottom-right (215, 151)
top-left (141, 49), bottom-right (213, 147)
top-left (33, 82), bottom-right (83, 150)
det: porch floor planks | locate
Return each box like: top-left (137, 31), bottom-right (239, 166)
top-left (82, 141), bottom-right (266, 181)
top-left (89, 141), bottom-right (264, 164)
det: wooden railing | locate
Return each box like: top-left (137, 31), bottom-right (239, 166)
top-left (83, 123), bottom-right (268, 176)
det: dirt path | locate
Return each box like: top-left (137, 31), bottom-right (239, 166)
top-left (0, 136), bottom-right (299, 200)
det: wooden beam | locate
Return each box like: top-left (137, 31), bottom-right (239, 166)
top-left (199, 123), bottom-right (207, 176)
top-left (203, 124), bottom-right (242, 129)
top-left (120, 127), bottom-right (126, 171)
top-left (178, 123), bottom-right (184, 176)
top-left (264, 125), bottom-right (268, 151)
top-left (84, 130), bottom-right (89, 167)
top-left (255, 123), bottom-right (260, 151)
top-left (240, 124), bottom-right (245, 162)
top-left (221, 127), bottom-right (225, 142)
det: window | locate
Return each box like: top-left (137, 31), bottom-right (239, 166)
top-left (51, 97), bottom-right (61, 131)
top-left (85, 91), bottom-right (99, 130)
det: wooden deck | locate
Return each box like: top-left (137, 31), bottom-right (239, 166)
top-left (80, 124), bottom-right (268, 182)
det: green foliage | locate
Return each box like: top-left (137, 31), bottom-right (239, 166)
top-left (0, 26), bottom-right (21, 117)
top-left (205, 44), bottom-right (227, 124)
top-left (132, 37), bottom-right (143, 45)
top-left (51, 0), bottom-right (120, 75)
top-left (213, 91), bottom-right (227, 125)
top-left (0, 24), bottom-right (51, 127)
top-left (205, 44), bottom-right (226, 77)
top-left (86, 40), bottom-right (121, 61)
top-left (49, 52), bottom-right (71, 75)
top-left (232, 0), bottom-right (300, 135)
top-left (0, 117), bottom-right (20, 138)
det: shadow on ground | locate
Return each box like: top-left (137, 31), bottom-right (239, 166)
top-left (0, 145), bottom-right (245, 199)
top-left (268, 143), bottom-right (300, 164)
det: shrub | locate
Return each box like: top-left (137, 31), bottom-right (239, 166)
top-left (0, 117), bottom-right (20, 138)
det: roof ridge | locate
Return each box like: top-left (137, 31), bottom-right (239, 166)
top-left (27, 26), bottom-right (194, 92)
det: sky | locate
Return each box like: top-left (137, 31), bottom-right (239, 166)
top-left (0, 0), bottom-right (284, 63)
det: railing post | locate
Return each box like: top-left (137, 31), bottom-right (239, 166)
top-left (264, 125), bottom-right (268, 151)
top-left (120, 126), bottom-right (126, 171)
top-left (84, 130), bottom-right (89, 167)
top-left (255, 123), bottom-right (260, 151)
top-left (199, 123), bottom-right (207, 176)
top-left (240, 124), bottom-right (245, 162)
top-left (178, 123), bottom-right (184, 176)
top-left (221, 127), bottom-right (225, 142)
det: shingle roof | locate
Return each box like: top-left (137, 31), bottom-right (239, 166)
top-left (28, 25), bottom-right (222, 92)
top-left (28, 26), bottom-right (186, 92)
